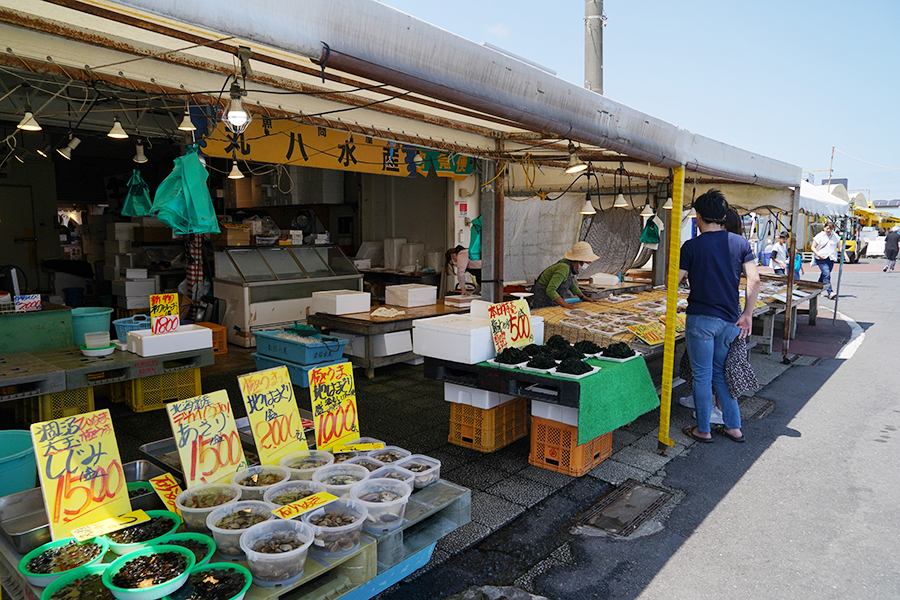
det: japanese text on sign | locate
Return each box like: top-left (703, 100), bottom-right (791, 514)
top-left (488, 299), bottom-right (534, 353)
top-left (657, 313), bottom-right (686, 333)
top-left (238, 366), bottom-right (309, 465)
top-left (71, 510), bottom-right (149, 542)
top-left (271, 492), bottom-right (338, 520)
top-left (149, 473), bottom-right (183, 515)
top-left (334, 442), bottom-right (384, 452)
top-left (309, 362), bottom-right (359, 451)
top-left (31, 409), bottom-right (131, 539)
top-left (150, 293), bottom-right (180, 335)
top-left (14, 294), bottom-right (41, 312)
top-left (166, 390), bottom-right (248, 488)
top-left (626, 323), bottom-right (667, 345)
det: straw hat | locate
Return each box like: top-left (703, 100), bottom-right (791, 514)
top-left (564, 241), bottom-right (599, 262)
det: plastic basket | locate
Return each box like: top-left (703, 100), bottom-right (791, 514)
top-left (113, 315), bottom-right (151, 342)
top-left (120, 368), bottom-right (202, 413)
top-left (253, 331), bottom-right (348, 365)
top-left (448, 396), bottom-right (527, 452)
top-left (251, 354), bottom-right (348, 388)
top-left (15, 387), bottom-right (95, 425)
top-left (194, 322), bottom-right (227, 355)
top-left (528, 415), bottom-right (611, 477)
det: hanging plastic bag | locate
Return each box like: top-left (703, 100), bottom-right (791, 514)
top-left (150, 145), bottom-right (220, 235)
top-left (121, 169), bottom-right (153, 217)
top-left (468, 215), bottom-right (483, 261)
top-left (640, 214), bottom-right (661, 250)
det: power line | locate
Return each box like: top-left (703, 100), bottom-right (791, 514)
top-left (834, 148), bottom-right (900, 173)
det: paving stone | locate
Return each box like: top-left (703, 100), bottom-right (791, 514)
top-left (486, 475), bottom-right (555, 508)
top-left (516, 465), bottom-right (575, 489)
top-left (611, 428), bottom-right (640, 452)
top-left (608, 445), bottom-right (672, 474)
top-left (445, 463), bottom-right (509, 491)
top-left (587, 459), bottom-right (652, 485)
top-left (632, 431), bottom-right (687, 456)
top-left (512, 556), bottom-right (566, 595)
top-left (435, 520), bottom-right (492, 554)
top-left (470, 491), bottom-right (526, 528)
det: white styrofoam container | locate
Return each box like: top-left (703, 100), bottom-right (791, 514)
top-left (373, 331), bottom-right (412, 356)
top-left (444, 382), bottom-right (516, 409)
top-left (125, 268), bottom-right (148, 279)
top-left (385, 284), bottom-right (436, 308)
top-left (353, 259), bottom-right (371, 269)
top-left (127, 324), bottom-right (213, 357)
top-left (468, 300), bottom-right (492, 319)
top-left (532, 316), bottom-right (544, 344)
top-left (107, 222), bottom-right (138, 240)
top-left (311, 290), bottom-right (371, 315)
top-left (111, 278), bottom-right (155, 297)
top-left (532, 400), bottom-right (579, 426)
top-left (102, 264), bottom-right (118, 281)
top-left (330, 331), bottom-right (363, 357)
top-left (117, 295), bottom-right (150, 309)
top-left (412, 314), bottom-right (494, 364)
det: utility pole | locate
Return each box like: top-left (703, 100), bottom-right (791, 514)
top-left (585, 0), bottom-right (603, 94)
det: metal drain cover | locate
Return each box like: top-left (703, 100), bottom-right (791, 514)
top-left (577, 480), bottom-right (673, 537)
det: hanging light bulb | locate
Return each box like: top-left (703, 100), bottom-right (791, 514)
top-left (37, 144), bottom-right (52, 158)
top-left (613, 192), bottom-right (628, 208)
top-left (640, 202), bottom-right (654, 217)
top-left (227, 159), bottom-right (244, 179)
top-left (178, 106), bottom-right (196, 131)
top-left (17, 108), bottom-right (41, 131)
top-left (663, 196), bottom-right (674, 210)
top-left (57, 136), bottom-right (81, 160)
top-left (13, 152), bottom-right (25, 163)
top-left (685, 206), bottom-right (696, 218)
top-left (107, 117), bottom-right (129, 139)
top-left (224, 81), bottom-right (251, 133)
top-left (564, 141), bottom-right (587, 174)
top-left (580, 193), bottom-right (596, 215)
top-left (133, 140), bottom-right (148, 164)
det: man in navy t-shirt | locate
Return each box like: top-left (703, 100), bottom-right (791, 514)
top-left (678, 190), bottom-right (759, 444)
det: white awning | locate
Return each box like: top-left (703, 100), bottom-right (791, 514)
top-left (799, 181), bottom-right (850, 217)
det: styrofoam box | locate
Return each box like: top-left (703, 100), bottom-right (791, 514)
top-left (107, 222), bottom-right (138, 240)
top-left (311, 290), bottom-right (371, 315)
top-left (127, 324), bottom-right (212, 357)
top-left (353, 259), bottom-right (371, 269)
top-left (444, 382), bottom-right (516, 409)
top-left (412, 314), bottom-right (494, 364)
top-left (385, 284), bottom-right (436, 308)
top-left (329, 331), bottom-right (363, 357)
top-left (532, 400), bottom-right (579, 426)
top-left (112, 278), bottom-right (155, 297)
top-left (374, 331), bottom-right (412, 356)
top-left (117, 295), bottom-right (151, 309)
top-left (125, 268), bottom-right (148, 279)
top-left (105, 253), bottom-right (134, 269)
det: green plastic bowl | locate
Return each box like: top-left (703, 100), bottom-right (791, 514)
top-left (169, 562), bottom-right (252, 600)
top-left (154, 532), bottom-right (216, 565)
top-left (104, 510), bottom-right (182, 556)
top-left (18, 536), bottom-right (109, 588)
top-left (102, 544), bottom-right (195, 600)
top-left (40, 563), bottom-right (110, 600)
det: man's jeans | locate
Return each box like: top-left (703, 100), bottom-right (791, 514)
top-left (815, 258), bottom-right (834, 295)
top-left (685, 314), bottom-right (742, 433)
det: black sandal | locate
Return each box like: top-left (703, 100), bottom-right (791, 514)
top-left (713, 424), bottom-right (746, 443)
top-left (682, 426), bottom-right (713, 444)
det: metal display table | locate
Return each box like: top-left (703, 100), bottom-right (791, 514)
top-left (308, 302), bottom-right (466, 378)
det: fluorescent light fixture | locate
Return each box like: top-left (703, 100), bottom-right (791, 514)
top-left (227, 159), bottom-right (244, 179)
top-left (57, 136), bottom-right (81, 160)
top-left (108, 117), bottom-right (129, 139)
top-left (17, 110), bottom-right (41, 131)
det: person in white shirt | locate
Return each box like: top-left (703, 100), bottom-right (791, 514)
top-left (445, 245), bottom-right (482, 296)
top-left (770, 233), bottom-right (789, 275)
top-left (810, 222), bottom-right (841, 299)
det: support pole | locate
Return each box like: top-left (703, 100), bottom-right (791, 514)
top-left (584, 0), bottom-right (603, 94)
top-left (658, 165), bottom-right (685, 451)
top-left (781, 187), bottom-right (801, 364)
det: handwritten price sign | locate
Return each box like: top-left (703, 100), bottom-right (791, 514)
top-left (488, 299), bottom-right (533, 353)
top-left (166, 390), bottom-right (248, 488)
top-left (238, 366), bottom-right (309, 465)
top-left (626, 322), bottom-right (667, 345)
top-left (31, 409), bottom-right (131, 540)
top-left (657, 313), bottom-right (686, 333)
top-left (14, 294), bottom-right (41, 312)
top-left (271, 491), bottom-right (338, 520)
top-left (149, 473), bottom-right (183, 515)
top-left (71, 510), bottom-right (149, 542)
top-left (309, 361), bottom-right (359, 451)
top-left (150, 293), bottom-right (180, 335)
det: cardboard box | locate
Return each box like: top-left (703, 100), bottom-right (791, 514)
top-left (117, 295), bottom-right (151, 309)
top-left (386, 284), bottom-right (436, 308)
top-left (134, 227), bottom-right (173, 243)
top-left (290, 230), bottom-right (304, 245)
top-left (412, 314), bottom-right (494, 364)
top-left (225, 177), bottom-right (262, 208)
top-left (210, 224), bottom-right (251, 246)
top-left (311, 290), bottom-right (370, 315)
top-left (112, 278), bottom-right (155, 297)
top-left (105, 239), bottom-right (132, 253)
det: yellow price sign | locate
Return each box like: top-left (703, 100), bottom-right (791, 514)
top-left (658, 313), bottom-right (686, 333)
top-left (150, 293), bottom-right (180, 335)
top-left (270, 491), bottom-right (338, 520)
top-left (238, 366), bottom-right (309, 466)
top-left (71, 510), bottom-right (149, 542)
top-left (166, 390), bottom-right (248, 488)
top-left (31, 409), bottom-right (131, 540)
top-left (334, 442), bottom-right (384, 452)
top-left (309, 362), bottom-right (359, 451)
top-left (149, 473), bottom-right (183, 516)
top-left (487, 300), bottom-right (534, 353)
top-left (626, 322), bottom-right (667, 345)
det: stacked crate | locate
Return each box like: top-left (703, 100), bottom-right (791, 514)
top-left (252, 330), bottom-right (349, 388)
top-left (444, 383), bottom-right (527, 452)
top-left (528, 415), bottom-right (612, 477)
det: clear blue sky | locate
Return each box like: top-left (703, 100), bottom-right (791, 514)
top-left (379, 0), bottom-right (900, 201)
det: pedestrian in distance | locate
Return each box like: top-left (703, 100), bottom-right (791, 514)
top-left (810, 222), bottom-right (841, 299)
top-left (770, 232), bottom-right (789, 275)
top-left (678, 189), bottom-right (758, 444)
top-left (794, 252), bottom-right (804, 279)
top-left (883, 226), bottom-right (900, 272)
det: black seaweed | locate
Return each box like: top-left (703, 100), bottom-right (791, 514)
top-left (495, 347), bottom-right (530, 364)
top-left (601, 342), bottom-right (636, 358)
top-left (526, 355), bottom-right (557, 369)
top-left (573, 340), bottom-right (602, 354)
top-left (557, 358), bottom-right (592, 374)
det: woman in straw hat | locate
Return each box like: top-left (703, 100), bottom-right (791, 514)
top-left (528, 241), bottom-right (600, 309)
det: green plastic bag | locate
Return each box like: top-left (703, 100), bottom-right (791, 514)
top-left (640, 216), bottom-right (660, 245)
top-left (468, 215), bottom-right (482, 261)
top-left (121, 169), bottom-right (153, 217)
top-left (151, 145), bottom-right (220, 235)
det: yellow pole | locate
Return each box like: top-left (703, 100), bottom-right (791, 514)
top-left (658, 165), bottom-right (685, 449)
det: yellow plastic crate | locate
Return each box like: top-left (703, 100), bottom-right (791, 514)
top-left (124, 368), bottom-right (202, 413)
top-left (528, 415), bottom-right (612, 477)
top-left (16, 387), bottom-right (95, 425)
top-left (195, 322), bottom-right (227, 355)
top-left (448, 396), bottom-right (527, 452)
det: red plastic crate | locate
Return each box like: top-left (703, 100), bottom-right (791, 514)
top-left (448, 396), bottom-right (527, 452)
top-left (528, 415), bottom-right (611, 476)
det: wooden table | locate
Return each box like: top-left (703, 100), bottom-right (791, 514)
top-left (751, 284), bottom-right (824, 354)
top-left (307, 302), bottom-right (466, 378)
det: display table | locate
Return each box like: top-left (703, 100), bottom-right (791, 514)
top-left (308, 302), bottom-right (466, 378)
top-left (358, 268), bottom-right (441, 302)
top-left (751, 283), bottom-right (824, 354)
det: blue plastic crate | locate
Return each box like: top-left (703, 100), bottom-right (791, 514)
top-left (253, 330), bottom-right (348, 365)
top-left (251, 353), bottom-right (350, 388)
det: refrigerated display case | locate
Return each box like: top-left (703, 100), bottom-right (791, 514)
top-left (214, 245), bottom-right (363, 347)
